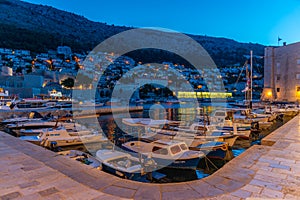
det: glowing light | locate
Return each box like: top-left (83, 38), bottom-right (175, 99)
top-left (45, 60), bottom-right (52, 64)
top-left (267, 91), bottom-right (272, 97)
top-left (296, 91), bottom-right (300, 99)
top-left (177, 91), bottom-right (232, 99)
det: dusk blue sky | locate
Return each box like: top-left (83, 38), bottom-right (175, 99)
top-left (24, 0), bottom-right (300, 45)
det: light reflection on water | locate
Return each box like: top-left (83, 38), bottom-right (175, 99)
top-left (232, 148), bottom-right (246, 157)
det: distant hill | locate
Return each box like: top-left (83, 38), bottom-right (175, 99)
top-left (0, 0), bottom-right (265, 67)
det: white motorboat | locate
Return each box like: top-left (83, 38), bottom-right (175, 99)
top-left (18, 123), bottom-right (92, 136)
top-left (1, 111), bottom-right (44, 125)
top-left (122, 140), bottom-right (205, 169)
top-left (20, 126), bottom-right (107, 148)
top-left (96, 149), bottom-right (144, 180)
top-left (8, 121), bottom-right (89, 136)
top-left (270, 104), bottom-right (299, 117)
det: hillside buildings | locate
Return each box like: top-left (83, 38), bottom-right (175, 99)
top-left (0, 45), bottom-right (264, 101)
top-left (262, 42), bottom-right (300, 102)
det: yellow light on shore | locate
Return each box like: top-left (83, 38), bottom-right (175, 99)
top-left (177, 91), bottom-right (232, 99)
top-left (266, 91), bottom-right (272, 97)
top-left (296, 91), bottom-right (300, 98)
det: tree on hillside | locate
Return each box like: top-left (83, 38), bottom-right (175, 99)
top-left (61, 77), bottom-right (74, 89)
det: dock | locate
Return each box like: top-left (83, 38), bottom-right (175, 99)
top-left (1, 115), bottom-right (300, 199)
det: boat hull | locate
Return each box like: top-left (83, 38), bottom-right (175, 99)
top-left (156, 156), bottom-right (200, 170)
top-left (101, 163), bottom-right (142, 180)
top-left (122, 146), bottom-right (201, 170)
top-left (190, 141), bottom-right (229, 160)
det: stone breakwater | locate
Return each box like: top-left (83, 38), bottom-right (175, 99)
top-left (0, 106), bottom-right (143, 122)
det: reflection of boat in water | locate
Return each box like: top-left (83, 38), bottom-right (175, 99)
top-left (122, 140), bottom-right (205, 170)
top-left (58, 150), bottom-right (101, 168)
top-left (95, 149), bottom-right (144, 180)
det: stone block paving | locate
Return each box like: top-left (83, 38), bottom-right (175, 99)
top-left (0, 115), bottom-right (300, 199)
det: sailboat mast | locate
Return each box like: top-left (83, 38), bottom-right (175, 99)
top-left (245, 61), bottom-right (249, 102)
top-left (250, 50), bottom-right (253, 108)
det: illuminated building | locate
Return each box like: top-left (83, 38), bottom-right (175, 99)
top-left (262, 42), bottom-right (300, 102)
top-left (177, 91), bottom-right (232, 99)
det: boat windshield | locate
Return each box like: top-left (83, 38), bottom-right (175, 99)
top-left (170, 145), bottom-right (181, 155)
top-left (152, 146), bottom-right (168, 155)
top-left (214, 111), bottom-right (226, 117)
top-left (180, 144), bottom-right (188, 151)
top-left (38, 132), bottom-right (45, 138)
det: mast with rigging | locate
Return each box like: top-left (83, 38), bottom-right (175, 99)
top-left (250, 50), bottom-right (253, 109)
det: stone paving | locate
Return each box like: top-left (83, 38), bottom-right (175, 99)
top-left (0, 115), bottom-right (300, 199)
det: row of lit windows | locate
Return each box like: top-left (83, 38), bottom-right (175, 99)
top-left (177, 92), bottom-right (232, 98)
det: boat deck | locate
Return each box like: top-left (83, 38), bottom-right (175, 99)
top-left (1, 114), bottom-right (300, 199)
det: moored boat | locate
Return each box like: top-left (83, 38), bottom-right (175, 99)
top-left (1, 111), bottom-right (44, 125)
top-left (189, 141), bottom-right (232, 160)
top-left (20, 126), bottom-right (107, 148)
top-left (122, 140), bottom-right (205, 169)
top-left (58, 150), bottom-right (101, 168)
top-left (95, 149), bottom-right (144, 180)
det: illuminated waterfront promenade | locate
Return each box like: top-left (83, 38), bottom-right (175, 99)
top-left (1, 115), bottom-right (300, 199)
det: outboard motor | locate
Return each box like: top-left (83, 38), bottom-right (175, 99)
top-left (251, 122), bottom-right (259, 130)
top-left (50, 141), bottom-right (59, 151)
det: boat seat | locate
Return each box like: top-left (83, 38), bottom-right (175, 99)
top-left (117, 160), bottom-right (131, 168)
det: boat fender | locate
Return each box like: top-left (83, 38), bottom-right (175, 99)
top-left (221, 145), bottom-right (228, 151)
